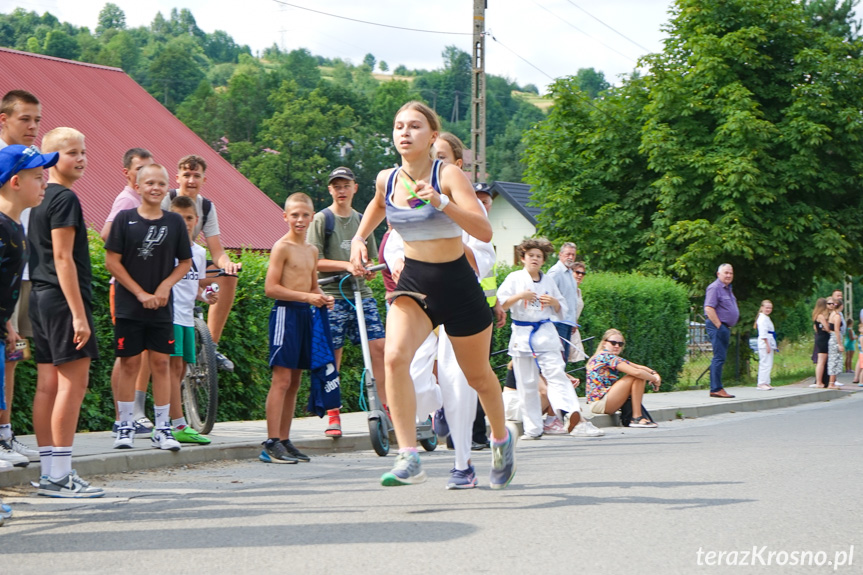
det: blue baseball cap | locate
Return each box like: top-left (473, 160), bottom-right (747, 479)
top-left (0, 145), bottom-right (59, 187)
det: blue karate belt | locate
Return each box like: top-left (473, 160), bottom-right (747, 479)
top-left (512, 318), bottom-right (553, 361)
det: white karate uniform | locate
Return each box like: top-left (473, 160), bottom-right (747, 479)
top-left (384, 204), bottom-right (495, 472)
top-left (498, 269), bottom-right (582, 437)
top-left (756, 313), bottom-right (777, 385)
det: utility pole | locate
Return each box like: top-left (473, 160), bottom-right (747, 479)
top-left (470, 0), bottom-right (487, 183)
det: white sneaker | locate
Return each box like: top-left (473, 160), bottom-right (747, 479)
top-left (570, 420), bottom-right (605, 437)
top-left (151, 428), bottom-right (181, 451)
top-left (9, 436), bottom-right (39, 462)
top-left (542, 418), bottom-right (568, 435)
top-left (113, 422), bottom-right (135, 449)
top-left (520, 433), bottom-right (542, 440)
top-left (0, 440), bottom-right (29, 467)
top-left (0, 458), bottom-right (14, 471)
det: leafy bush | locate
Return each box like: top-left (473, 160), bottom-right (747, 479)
top-left (577, 272), bottom-right (689, 388)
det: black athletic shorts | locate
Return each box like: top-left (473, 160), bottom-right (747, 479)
top-left (393, 254), bottom-right (492, 337)
top-left (29, 287), bottom-right (99, 365)
top-left (114, 318), bottom-right (174, 357)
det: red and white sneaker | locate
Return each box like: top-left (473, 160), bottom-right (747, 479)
top-left (325, 409), bottom-right (342, 437)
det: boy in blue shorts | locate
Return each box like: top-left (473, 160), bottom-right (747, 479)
top-left (261, 193), bottom-right (334, 463)
top-left (105, 164), bottom-right (192, 451)
top-left (167, 194), bottom-right (217, 444)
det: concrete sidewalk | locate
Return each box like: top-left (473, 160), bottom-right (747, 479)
top-left (1, 374), bottom-right (858, 488)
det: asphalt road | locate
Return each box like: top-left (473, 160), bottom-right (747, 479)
top-left (3, 393), bottom-right (861, 575)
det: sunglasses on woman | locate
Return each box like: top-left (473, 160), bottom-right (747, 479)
top-left (574, 271), bottom-right (586, 277)
top-left (606, 340), bottom-right (624, 347)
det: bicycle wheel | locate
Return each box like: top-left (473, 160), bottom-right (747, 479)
top-left (368, 416), bottom-right (390, 457)
top-left (182, 317), bottom-right (219, 434)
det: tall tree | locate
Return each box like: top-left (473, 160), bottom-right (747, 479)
top-left (525, 0), bottom-right (863, 315)
top-left (96, 3), bottom-right (126, 36)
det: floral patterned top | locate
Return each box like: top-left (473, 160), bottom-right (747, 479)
top-left (586, 352), bottom-right (631, 403)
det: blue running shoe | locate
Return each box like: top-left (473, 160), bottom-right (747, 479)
top-left (489, 422), bottom-right (518, 490)
top-left (0, 500), bottom-right (12, 519)
top-left (433, 408), bottom-right (449, 439)
top-left (381, 451), bottom-right (427, 486)
top-left (446, 465), bottom-right (478, 490)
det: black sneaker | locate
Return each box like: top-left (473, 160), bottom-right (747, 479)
top-left (281, 439), bottom-right (310, 462)
top-left (259, 440), bottom-right (298, 464)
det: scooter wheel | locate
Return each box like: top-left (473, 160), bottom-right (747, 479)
top-left (419, 434), bottom-right (438, 452)
top-left (369, 417), bottom-right (390, 456)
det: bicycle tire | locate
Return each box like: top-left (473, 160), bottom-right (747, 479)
top-left (182, 317), bottom-right (219, 434)
top-left (369, 417), bottom-right (390, 457)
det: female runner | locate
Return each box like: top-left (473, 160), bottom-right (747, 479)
top-left (350, 101), bottom-right (517, 488)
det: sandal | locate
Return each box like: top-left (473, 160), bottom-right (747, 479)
top-left (629, 416), bottom-right (657, 428)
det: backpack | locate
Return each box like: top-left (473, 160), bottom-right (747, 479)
top-left (169, 189), bottom-right (212, 232)
top-left (321, 207), bottom-right (362, 259)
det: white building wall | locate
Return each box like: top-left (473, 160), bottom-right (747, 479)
top-left (488, 198), bottom-right (536, 266)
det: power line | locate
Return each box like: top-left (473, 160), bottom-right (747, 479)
top-left (485, 32), bottom-right (618, 123)
top-left (485, 33), bottom-right (554, 81)
top-left (271, 1), bottom-right (471, 35)
top-left (562, 0), bottom-right (652, 53)
top-left (528, 0), bottom-right (638, 64)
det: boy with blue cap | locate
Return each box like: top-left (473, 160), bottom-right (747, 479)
top-left (0, 144), bottom-right (59, 517)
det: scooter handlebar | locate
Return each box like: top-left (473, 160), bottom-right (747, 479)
top-left (317, 263), bottom-right (387, 286)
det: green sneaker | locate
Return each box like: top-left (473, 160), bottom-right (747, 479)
top-left (172, 426), bottom-right (211, 444)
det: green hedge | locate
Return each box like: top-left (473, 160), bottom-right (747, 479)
top-left (9, 239), bottom-right (688, 433)
top-left (577, 272), bottom-right (689, 388)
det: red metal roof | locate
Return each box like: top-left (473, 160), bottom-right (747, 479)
top-left (0, 47), bottom-right (285, 250)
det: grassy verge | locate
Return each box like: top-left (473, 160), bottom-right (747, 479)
top-left (675, 337), bottom-right (815, 390)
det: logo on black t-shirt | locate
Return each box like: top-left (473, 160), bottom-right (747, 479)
top-left (138, 226), bottom-right (168, 260)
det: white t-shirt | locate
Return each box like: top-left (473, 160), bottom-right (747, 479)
top-left (173, 243), bottom-right (207, 327)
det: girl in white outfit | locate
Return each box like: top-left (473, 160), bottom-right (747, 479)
top-left (754, 300), bottom-right (777, 390)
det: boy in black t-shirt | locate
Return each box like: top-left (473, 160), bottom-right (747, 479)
top-left (0, 145), bottom-right (58, 517)
top-left (106, 164), bottom-right (192, 452)
top-left (28, 127), bottom-right (103, 498)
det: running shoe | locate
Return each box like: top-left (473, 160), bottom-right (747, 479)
top-left (113, 422), bottom-right (135, 449)
top-left (0, 500), bottom-right (11, 519)
top-left (38, 471), bottom-right (104, 498)
top-left (570, 420), bottom-right (605, 437)
top-left (173, 425), bottom-right (211, 444)
top-left (489, 422), bottom-right (518, 490)
top-left (0, 459), bottom-right (14, 472)
top-left (543, 418), bottom-right (568, 435)
top-left (214, 349), bottom-right (235, 372)
top-left (259, 440), bottom-right (298, 464)
top-left (446, 465), bottom-right (478, 490)
top-left (9, 436), bottom-right (39, 462)
top-left (325, 409), bottom-right (342, 437)
top-left (520, 433), bottom-right (542, 440)
top-left (151, 427), bottom-right (181, 451)
top-left (381, 451), bottom-right (427, 486)
top-left (280, 439), bottom-right (310, 462)
top-left (0, 440), bottom-right (28, 468)
top-left (470, 441), bottom-right (488, 451)
top-left (433, 408), bottom-right (450, 439)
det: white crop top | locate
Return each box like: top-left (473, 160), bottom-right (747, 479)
top-left (384, 159), bottom-right (463, 242)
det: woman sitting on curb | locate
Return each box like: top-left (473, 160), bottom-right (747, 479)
top-left (586, 329), bottom-right (661, 428)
